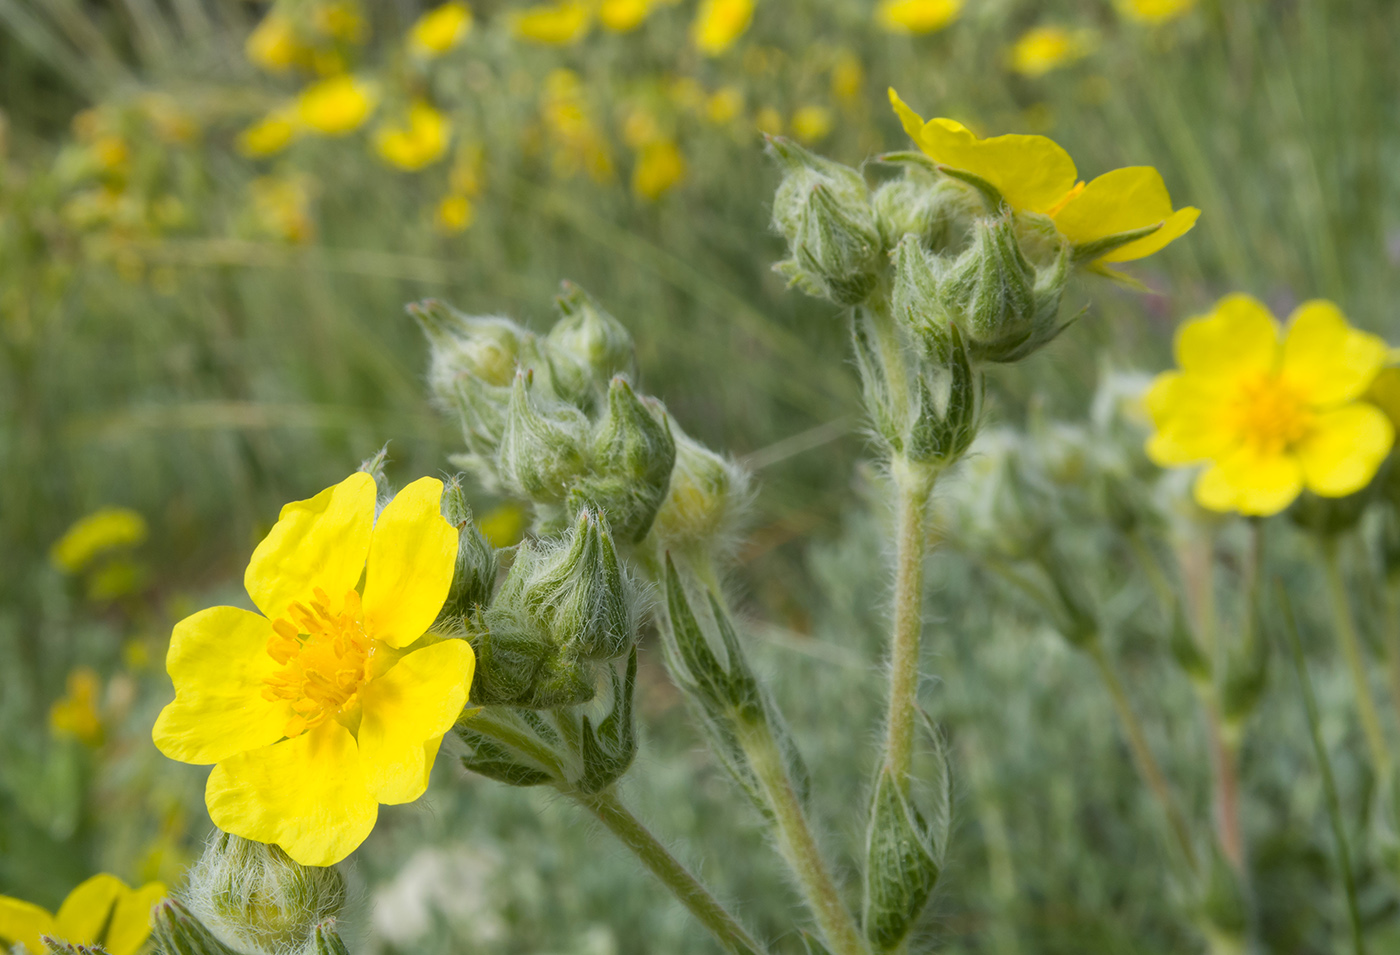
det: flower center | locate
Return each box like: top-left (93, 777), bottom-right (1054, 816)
top-left (263, 587), bottom-right (374, 739)
top-left (1228, 373), bottom-right (1312, 456)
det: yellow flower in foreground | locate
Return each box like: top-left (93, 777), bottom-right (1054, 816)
top-left (297, 75), bottom-right (378, 136)
top-left (512, 1), bottom-right (593, 44)
top-left (600, 0), bottom-right (653, 32)
top-left (0, 875), bottom-right (165, 955)
top-left (51, 507), bottom-right (147, 574)
top-left (1118, 0), bottom-right (1197, 24)
top-left (246, 11), bottom-right (306, 73)
top-left (876, 0), bottom-right (962, 35)
top-left (1010, 26), bottom-right (1096, 78)
top-left (1145, 295), bottom-right (1393, 516)
top-left (238, 107), bottom-right (300, 158)
top-left (693, 0), bottom-right (754, 55)
top-left (375, 101), bottom-right (451, 171)
top-left (632, 139), bottom-right (686, 200)
top-left (890, 88), bottom-right (1198, 262)
top-left (50, 668), bottom-right (103, 745)
top-left (153, 473), bottom-right (474, 866)
top-left (410, 2), bottom-right (473, 57)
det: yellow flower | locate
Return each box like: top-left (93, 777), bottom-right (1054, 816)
top-left (512, 1), bottom-right (592, 44)
top-left (1144, 295), bottom-right (1394, 516)
top-left (876, 0), bottom-right (962, 35)
top-left (50, 668), bottom-right (103, 745)
top-left (632, 139), bottom-right (686, 200)
top-left (375, 101), bottom-right (451, 171)
top-left (705, 86), bottom-right (744, 124)
top-left (790, 105), bottom-right (833, 144)
top-left (754, 106), bottom-right (783, 135)
top-left (51, 507), bottom-right (147, 574)
top-left (313, 0), bottom-right (367, 43)
top-left (296, 75), bottom-right (378, 136)
top-left (890, 88), bottom-right (1198, 262)
top-left (830, 51), bottom-right (864, 105)
top-left (246, 11), bottom-right (307, 72)
top-left (600, 0), bottom-right (653, 32)
top-left (1117, 0), bottom-right (1197, 24)
top-left (0, 875), bottom-right (165, 955)
top-left (237, 107), bottom-right (300, 158)
top-left (153, 473), bottom-right (474, 866)
top-left (410, 2), bottom-right (473, 57)
top-left (436, 194), bottom-right (475, 233)
top-left (693, 0), bottom-right (753, 55)
top-left (1009, 26), bottom-right (1096, 78)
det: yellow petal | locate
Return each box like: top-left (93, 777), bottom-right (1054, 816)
top-left (1193, 446), bottom-right (1303, 516)
top-left (357, 639), bottom-right (474, 804)
top-left (888, 88), bottom-right (928, 144)
top-left (0, 897), bottom-right (55, 955)
top-left (362, 477), bottom-right (457, 649)
top-left (245, 472), bottom-right (375, 620)
top-left (153, 607), bottom-right (290, 765)
top-left (1281, 300), bottom-right (1388, 407)
top-left (1174, 294), bottom-right (1279, 381)
top-left (1052, 166), bottom-right (1174, 243)
top-left (1143, 372), bottom-right (1235, 464)
top-left (1102, 206), bottom-right (1199, 263)
top-left (206, 721), bottom-right (378, 867)
top-left (54, 874), bottom-right (124, 945)
top-left (102, 882), bottom-right (165, 955)
top-left (1297, 404), bottom-right (1395, 497)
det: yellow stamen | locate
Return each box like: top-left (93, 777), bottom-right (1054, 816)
top-left (1228, 372), bottom-right (1313, 456)
top-left (263, 589), bottom-right (374, 737)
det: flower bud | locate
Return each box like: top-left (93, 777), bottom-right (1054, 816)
top-left (182, 832), bottom-right (346, 955)
top-left (496, 370), bottom-right (590, 503)
top-left (872, 171), bottom-right (968, 253)
top-left (150, 900), bottom-right (241, 955)
top-left (905, 325), bottom-right (981, 469)
top-left (313, 921), bottom-right (351, 955)
top-left (850, 310), bottom-right (907, 451)
top-left (571, 377), bottom-right (676, 543)
top-left (651, 425), bottom-right (751, 556)
top-left (469, 606), bottom-right (582, 707)
top-left (546, 282), bottom-right (636, 410)
top-left (435, 476), bottom-right (500, 626)
top-left (890, 235), bottom-right (951, 358)
top-left (768, 136), bottom-right (881, 306)
top-left (862, 763), bottom-right (949, 951)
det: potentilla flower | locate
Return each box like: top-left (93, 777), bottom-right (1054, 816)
top-left (1117, 0), bottom-right (1197, 25)
top-left (876, 0), bottom-right (962, 35)
top-left (296, 75), bottom-right (379, 136)
top-left (246, 11), bottom-right (307, 73)
top-left (599, 0), bottom-right (653, 32)
top-left (511, 1), bottom-right (593, 44)
top-left (889, 88), bottom-right (1198, 263)
top-left (0, 875), bottom-right (165, 955)
top-left (375, 101), bottom-right (451, 171)
top-left (692, 0), bottom-right (754, 55)
top-left (632, 139), bottom-right (686, 200)
top-left (1144, 294), bottom-right (1394, 516)
top-left (153, 473), bottom-right (475, 866)
top-left (49, 667), bottom-right (103, 745)
top-left (50, 506), bottom-right (147, 573)
top-left (237, 106), bottom-right (301, 158)
top-left (1009, 26), bottom-right (1096, 78)
top-left (409, 2), bottom-right (473, 57)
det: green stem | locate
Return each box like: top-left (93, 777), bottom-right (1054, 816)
top-left (1381, 577), bottom-right (1400, 729)
top-left (576, 788), bottom-right (769, 955)
top-left (1320, 540), bottom-right (1392, 777)
top-left (883, 457), bottom-right (937, 792)
top-left (1087, 641), bottom-right (1200, 875)
top-left (736, 720), bottom-right (869, 955)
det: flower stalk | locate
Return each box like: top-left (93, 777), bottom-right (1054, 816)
top-left (1320, 540), bottom-right (1393, 778)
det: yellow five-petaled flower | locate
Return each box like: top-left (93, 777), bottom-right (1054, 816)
top-left (1144, 294), bottom-right (1394, 516)
top-left (153, 473), bottom-right (474, 866)
top-left (0, 875), bottom-right (165, 955)
top-left (889, 88), bottom-right (1199, 264)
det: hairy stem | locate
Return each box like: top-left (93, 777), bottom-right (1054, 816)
top-left (576, 788), bottom-right (769, 955)
top-left (736, 720), bottom-right (868, 955)
top-left (1088, 641), bottom-right (1200, 875)
top-left (1320, 540), bottom-right (1392, 777)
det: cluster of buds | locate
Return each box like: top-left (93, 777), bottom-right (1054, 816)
top-left (417, 281), bottom-right (750, 557)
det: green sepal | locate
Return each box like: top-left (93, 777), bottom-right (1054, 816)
top-left (458, 724), bottom-right (557, 787)
top-left (935, 165), bottom-right (1007, 215)
top-left (1070, 221), bottom-right (1163, 264)
top-left (577, 648), bottom-right (640, 793)
top-left (871, 150), bottom-right (939, 173)
top-left (149, 900), bottom-right (240, 955)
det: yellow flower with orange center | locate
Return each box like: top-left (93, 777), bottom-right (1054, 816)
top-left (0, 875), bottom-right (165, 955)
top-left (692, 0), bottom-right (754, 55)
top-left (1144, 294), bottom-right (1394, 516)
top-left (889, 88), bottom-right (1199, 263)
top-left (152, 473), bottom-right (474, 866)
top-left (876, 0), bottom-right (962, 35)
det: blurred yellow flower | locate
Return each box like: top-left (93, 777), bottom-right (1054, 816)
top-left (512, 1), bottom-right (593, 44)
top-left (791, 105), bottom-right (833, 144)
top-left (705, 86), bottom-right (744, 124)
top-left (410, 1), bottom-right (473, 57)
top-left (830, 51), bottom-right (864, 105)
top-left (1145, 295), bottom-right (1393, 516)
top-left (237, 107), bottom-right (300, 158)
top-left (540, 69), bottom-right (614, 181)
top-left (1117, 0), bottom-right (1197, 24)
top-left (1050, 166), bottom-right (1199, 263)
top-left (693, 0), bottom-right (754, 55)
top-left (0, 875), bottom-right (165, 955)
top-left (313, 0), bottom-right (367, 43)
top-left (436, 193), bottom-right (475, 233)
top-left (92, 135), bottom-right (129, 173)
top-left (754, 105), bottom-right (783, 135)
top-left (375, 101), bottom-right (451, 171)
top-left (50, 668), bottom-right (103, 745)
top-left (297, 75), bottom-right (378, 135)
top-left (251, 175), bottom-right (316, 244)
top-left (246, 11), bottom-right (306, 73)
top-left (51, 507), bottom-right (147, 574)
top-left (478, 502), bottom-right (527, 546)
top-left (152, 473), bottom-right (474, 866)
top-left (1009, 26), bottom-right (1096, 77)
top-left (600, 0), bottom-right (653, 32)
top-left (622, 108), bottom-right (664, 149)
top-left (876, 0), bottom-right (962, 35)
top-left (633, 139), bottom-right (686, 199)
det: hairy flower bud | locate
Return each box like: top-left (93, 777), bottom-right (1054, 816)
top-left (863, 761), bottom-right (949, 951)
top-left (436, 476), bottom-right (500, 626)
top-left (768, 136), bottom-right (881, 306)
top-left (651, 425), bottom-right (751, 555)
top-left (571, 377), bottom-right (676, 542)
top-left (496, 370), bottom-right (590, 503)
top-left (906, 325), bottom-right (982, 468)
top-left (872, 171), bottom-right (968, 253)
top-left (546, 282), bottom-right (636, 410)
top-left (182, 832), bottom-right (346, 955)
top-left (150, 900), bottom-right (240, 955)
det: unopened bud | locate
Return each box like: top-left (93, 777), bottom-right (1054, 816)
top-left (150, 900), bottom-right (240, 955)
top-left (496, 370), bottom-right (590, 503)
top-left (469, 606), bottom-right (577, 707)
top-left (872, 171), bottom-right (968, 253)
top-left (891, 235), bottom-right (951, 358)
top-left (863, 764), bottom-right (948, 951)
top-left (436, 477), bottom-right (499, 626)
top-left (651, 426), bottom-right (751, 555)
top-left (182, 832), bottom-right (346, 955)
top-left (312, 920), bottom-right (350, 955)
top-left (905, 325), bottom-right (981, 468)
top-left (546, 282), bottom-right (636, 409)
top-left (571, 377), bottom-right (676, 542)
